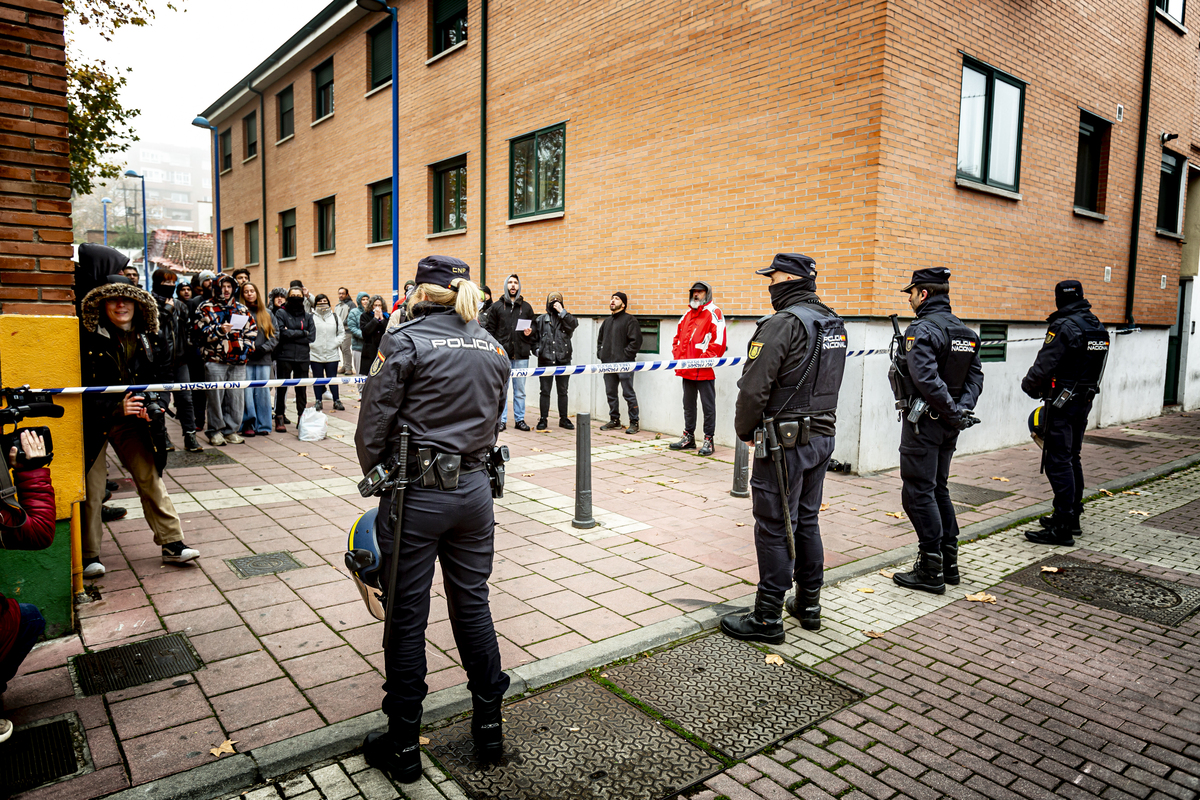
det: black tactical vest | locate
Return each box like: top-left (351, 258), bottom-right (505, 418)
top-left (766, 303), bottom-right (848, 415)
top-left (923, 313), bottom-right (980, 401)
top-left (1055, 315), bottom-right (1110, 389)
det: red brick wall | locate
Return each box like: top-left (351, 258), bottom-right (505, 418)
top-left (0, 0), bottom-right (73, 315)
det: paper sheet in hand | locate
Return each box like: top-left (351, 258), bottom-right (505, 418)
top-left (230, 314), bottom-right (250, 330)
top-left (515, 319), bottom-right (532, 331)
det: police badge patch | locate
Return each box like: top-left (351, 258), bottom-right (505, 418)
top-left (369, 352), bottom-right (385, 376)
top-left (748, 341), bottom-right (764, 359)
top-left (905, 336), bottom-right (915, 352)
top-left (1044, 331), bottom-right (1056, 344)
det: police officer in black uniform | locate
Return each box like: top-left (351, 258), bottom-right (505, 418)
top-left (354, 256), bottom-right (512, 781)
top-left (891, 267), bottom-right (984, 595)
top-left (1021, 280), bottom-right (1109, 546)
top-left (721, 253), bottom-right (847, 643)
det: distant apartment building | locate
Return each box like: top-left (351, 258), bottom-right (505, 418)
top-left (202, 0), bottom-right (1200, 469)
top-left (125, 143), bottom-right (213, 232)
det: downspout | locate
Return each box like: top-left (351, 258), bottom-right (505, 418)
top-left (479, 0), bottom-right (488, 288)
top-left (247, 79), bottom-right (269, 289)
top-left (1125, 0), bottom-right (1157, 328)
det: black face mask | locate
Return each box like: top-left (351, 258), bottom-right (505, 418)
top-left (286, 296), bottom-right (304, 312)
top-left (152, 282), bottom-right (175, 299)
top-left (768, 279), bottom-right (815, 309)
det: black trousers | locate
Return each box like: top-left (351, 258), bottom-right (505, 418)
top-left (899, 417), bottom-right (960, 552)
top-left (603, 372), bottom-right (638, 423)
top-left (274, 359), bottom-right (309, 417)
top-left (171, 361), bottom-right (195, 433)
top-left (1044, 403), bottom-right (1090, 516)
top-left (682, 378), bottom-right (716, 437)
top-left (188, 357), bottom-right (206, 430)
top-left (750, 435), bottom-right (834, 595)
top-left (539, 374), bottom-right (570, 420)
top-left (376, 470), bottom-right (510, 719)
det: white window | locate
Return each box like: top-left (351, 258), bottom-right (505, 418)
top-left (955, 59), bottom-right (1025, 193)
top-left (173, 172), bottom-right (192, 186)
top-left (140, 149), bottom-right (161, 162)
top-left (144, 168), bottom-right (166, 182)
top-left (170, 192), bottom-right (190, 203)
top-left (1157, 152), bottom-right (1187, 235)
top-left (202, 176), bottom-right (212, 189)
top-left (1157, 0), bottom-right (1185, 23)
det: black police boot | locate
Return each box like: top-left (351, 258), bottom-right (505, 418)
top-left (785, 586), bottom-right (821, 631)
top-left (363, 712), bottom-right (423, 783)
top-left (698, 436), bottom-right (715, 456)
top-left (1026, 513), bottom-right (1076, 547)
top-left (669, 431), bottom-right (696, 450)
top-left (1038, 512), bottom-right (1082, 537)
top-left (719, 589), bottom-right (786, 644)
top-left (892, 550), bottom-right (945, 595)
top-left (941, 540), bottom-right (960, 586)
top-left (471, 694), bottom-right (504, 762)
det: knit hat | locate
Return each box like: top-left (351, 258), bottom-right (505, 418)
top-left (612, 291), bottom-right (629, 308)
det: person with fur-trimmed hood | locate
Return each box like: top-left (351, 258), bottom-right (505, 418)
top-left (670, 281), bottom-right (727, 456)
top-left (79, 277), bottom-right (199, 579)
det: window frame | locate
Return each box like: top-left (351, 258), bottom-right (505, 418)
top-left (431, 0), bottom-right (468, 57)
top-left (371, 179), bottom-right (393, 244)
top-left (978, 323), bottom-right (1007, 363)
top-left (280, 208), bottom-right (297, 259)
top-left (955, 57), bottom-right (1026, 194)
top-left (315, 196), bottom-right (336, 253)
top-left (313, 58), bottom-right (335, 121)
top-left (433, 157), bottom-right (467, 233)
top-left (221, 228), bottom-right (234, 272)
top-left (219, 129), bottom-right (232, 172)
top-left (638, 319), bottom-right (660, 355)
top-left (369, 20), bottom-right (392, 89)
top-left (1074, 111), bottom-right (1111, 215)
top-left (277, 85), bottom-right (294, 141)
top-left (246, 220), bottom-right (259, 266)
top-left (243, 111), bottom-right (258, 159)
top-left (1157, 150), bottom-right (1187, 236)
top-left (1156, 0), bottom-right (1185, 24)
top-left (508, 122), bottom-right (566, 221)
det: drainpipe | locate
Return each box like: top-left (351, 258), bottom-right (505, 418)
top-left (1125, 0), bottom-right (1157, 328)
top-left (247, 79), bottom-right (269, 289)
top-left (479, 0), bottom-right (488, 288)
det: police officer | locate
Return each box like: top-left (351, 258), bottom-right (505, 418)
top-left (1021, 280), bottom-right (1109, 546)
top-left (721, 253), bottom-right (847, 643)
top-left (892, 267), bottom-right (984, 595)
top-left (354, 256), bottom-right (511, 781)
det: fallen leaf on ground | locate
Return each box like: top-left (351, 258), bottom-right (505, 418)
top-left (320, 465), bottom-right (334, 470)
top-left (864, 631), bottom-right (884, 639)
top-left (419, 736), bottom-right (430, 745)
top-left (621, 488), bottom-right (635, 494)
top-left (1040, 566), bottom-right (1059, 573)
top-left (735, 522), bottom-right (747, 527)
top-left (1129, 510), bottom-right (1150, 516)
top-left (1099, 489), bottom-right (1113, 496)
top-left (764, 654), bottom-right (785, 666)
top-left (990, 476), bottom-right (1011, 482)
top-left (521, 473), bottom-right (536, 477)
top-left (567, 727), bottom-right (580, 732)
top-left (857, 587), bottom-right (875, 593)
top-left (668, 479), bottom-right (680, 484)
top-left (965, 592), bottom-right (997, 604)
top-left (820, 503), bottom-right (829, 511)
top-left (209, 739), bottom-right (238, 758)
top-left (654, 433), bottom-right (662, 439)
top-left (330, 433), bottom-right (343, 439)
top-left (600, 673), bottom-right (608, 677)
top-left (879, 570), bottom-right (895, 579)
top-left (850, 507), bottom-right (858, 511)
top-left (298, 452), bottom-right (309, 457)
top-left (886, 511), bottom-right (905, 518)
top-left (1122, 490), bottom-right (1141, 495)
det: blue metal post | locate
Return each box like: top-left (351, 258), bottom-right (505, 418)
top-left (139, 176), bottom-right (148, 289)
top-left (212, 126), bottom-right (223, 274)
top-left (390, 7), bottom-right (399, 303)
top-left (102, 202), bottom-right (108, 245)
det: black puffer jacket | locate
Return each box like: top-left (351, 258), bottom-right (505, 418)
top-left (535, 292), bottom-right (578, 366)
top-left (273, 301), bottom-right (316, 362)
top-left (360, 302), bottom-right (389, 375)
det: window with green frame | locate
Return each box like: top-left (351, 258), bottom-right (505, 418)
top-left (243, 111), bottom-right (257, 158)
top-left (509, 123), bottom-right (564, 219)
top-left (221, 228), bottom-right (233, 271)
top-left (277, 85), bottom-right (294, 140)
top-left (316, 196), bottom-right (336, 252)
top-left (979, 322), bottom-right (1007, 362)
top-left (313, 58), bottom-right (334, 119)
top-left (371, 179), bottom-right (392, 243)
top-left (219, 129), bottom-right (232, 171)
top-left (434, 158), bottom-right (466, 232)
top-left (956, 57), bottom-right (1025, 193)
top-left (246, 220), bottom-right (259, 265)
top-left (638, 319), bottom-right (660, 354)
top-left (432, 0), bottom-right (467, 56)
top-left (280, 208), bottom-right (297, 258)
top-left (369, 21), bottom-right (391, 89)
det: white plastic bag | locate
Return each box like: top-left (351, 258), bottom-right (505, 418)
top-left (297, 407), bottom-right (328, 442)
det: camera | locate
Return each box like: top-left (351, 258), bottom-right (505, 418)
top-left (1, 426), bottom-right (53, 468)
top-left (131, 391), bottom-right (166, 421)
top-left (1, 386), bottom-right (62, 470)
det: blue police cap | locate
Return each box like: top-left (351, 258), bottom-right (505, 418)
top-left (756, 253), bottom-right (818, 281)
top-left (901, 267), bottom-right (951, 293)
top-left (414, 255), bottom-right (470, 289)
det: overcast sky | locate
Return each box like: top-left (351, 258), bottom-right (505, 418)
top-left (72, 0), bottom-right (333, 156)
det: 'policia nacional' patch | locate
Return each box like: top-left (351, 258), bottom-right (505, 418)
top-left (748, 341), bottom-right (764, 359)
top-left (1044, 331), bottom-right (1056, 344)
top-left (369, 352), bottom-right (385, 377)
top-left (905, 336), bottom-right (915, 352)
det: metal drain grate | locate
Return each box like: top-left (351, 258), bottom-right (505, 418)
top-left (0, 715), bottom-right (86, 794)
top-left (947, 482), bottom-right (1011, 506)
top-left (605, 635), bottom-right (860, 759)
top-left (1083, 435), bottom-right (1146, 450)
top-left (1007, 555), bottom-right (1200, 627)
top-left (226, 551), bottom-right (304, 578)
top-left (71, 633), bottom-right (202, 696)
top-left (426, 678), bottom-right (720, 800)
top-left (166, 449), bottom-right (237, 469)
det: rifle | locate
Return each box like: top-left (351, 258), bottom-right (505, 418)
top-left (762, 417), bottom-right (796, 560)
top-left (382, 425), bottom-right (410, 651)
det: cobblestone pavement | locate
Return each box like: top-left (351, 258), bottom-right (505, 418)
top-left (8, 398), bottom-right (1200, 798)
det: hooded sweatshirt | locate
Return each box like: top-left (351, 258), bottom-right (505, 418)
top-left (483, 273), bottom-right (537, 359)
top-left (310, 301), bottom-right (346, 363)
top-left (673, 281), bottom-right (727, 381)
top-left (534, 292), bottom-right (578, 366)
top-left (74, 244), bottom-right (130, 316)
top-left (347, 291), bottom-right (370, 350)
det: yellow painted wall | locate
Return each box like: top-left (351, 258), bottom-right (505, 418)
top-left (0, 314), bottom-right (84, 518)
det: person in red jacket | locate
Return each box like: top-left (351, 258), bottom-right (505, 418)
top-left (670, 281), bottom-right (727, 456)
top-left (0, 430), bottom-right (56, 744)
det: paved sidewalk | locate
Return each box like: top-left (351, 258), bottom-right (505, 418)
top-left (7, 400), bottom-right (1200, 799)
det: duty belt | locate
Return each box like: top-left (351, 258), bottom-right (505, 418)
top-left (409, 448), bottom-right (485, 491)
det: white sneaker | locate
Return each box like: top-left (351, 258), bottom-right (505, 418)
top-left (0, 718), bottom-right (13, 743)
top-left (82, 560), bottom-right (105, 578)
top-left (162, 542), bottom-right (200, 563)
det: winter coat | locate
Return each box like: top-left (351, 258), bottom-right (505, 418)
top-left (534, 293), bottom-right (578, 366)
top-left (273, 303), bottom-right (316, 362)
top-left (672, 284), bottom-right (727, 380)
top-left (0, 465), bottom-right (55, 664)
top-left (484, 275), bottom-right (537, 360)
top-left (246, 314), bottom-right (278, 366)
top-left (195, 296), bottom-right (257, 364)
top-left (310, 307), bottom-right (346, 363)
top-left (74, 244), bottom-right (129, 315)
top-left (360, 302), bottom-right (389, 374)
top-left (597, 310), bottom-right (643, 363)
top-left (153, 292), bottom-right (183, 368)
top-left (347, 292), bottom-right (370, 350)
top-left (335, 296), bottom-right (353, 328)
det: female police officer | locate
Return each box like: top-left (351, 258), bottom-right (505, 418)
top-left (354, 256), bottom-right (511, 781)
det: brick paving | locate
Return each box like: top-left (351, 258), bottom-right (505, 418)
top-left (7, 397), bottom-right (1200, 799)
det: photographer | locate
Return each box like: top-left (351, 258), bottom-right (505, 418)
top-left (80, 278), bottom-right (198, 578)
top-left (0, 430), bottom-right (55, 744)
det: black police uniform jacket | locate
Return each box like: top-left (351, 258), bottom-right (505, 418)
top-left (734, 280), bottom-right (845, 442)
top-left (1020, 299), bottom-right (1109, 402)
top-left (355, 302), bottom-right (510, 474)
top-left (903, 294), bottom-right (984, 417)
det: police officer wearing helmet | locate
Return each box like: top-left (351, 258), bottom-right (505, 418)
top-left (353, 256), bottom-right (512, 782)
top-left (891, 267), bottom-right (984, 595)
top-left (721, 253), bottom-right (847, 643)
top-left (1021, 280), bottom-right (1109, 546)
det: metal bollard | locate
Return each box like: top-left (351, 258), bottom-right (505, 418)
top-left (572, 411), bottom-right (597, 528)
top-left (730, 438), bottom-right (750, 498)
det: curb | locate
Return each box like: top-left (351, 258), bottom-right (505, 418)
top-left (98, 450), bottom-right (1200, 800)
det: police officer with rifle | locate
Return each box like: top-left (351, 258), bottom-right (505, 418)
top-left (1021, 280), bottom-right (1109, 546)
top-left (722, 253), bottom-right (847, 643)
top-left (349, 256), bottom-right (512, 782)
top-left (889, 267), bottom-right (984, 595)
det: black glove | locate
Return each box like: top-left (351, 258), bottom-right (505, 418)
top-left (948, 410), bottom-right (980, 431)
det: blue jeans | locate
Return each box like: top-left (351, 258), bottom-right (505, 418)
top-left (0, 603), bottom-right (45, 710)
top-left (503, 358), bottom-right (528, 424)
top-left (242, 364), bottom-right (273, 433)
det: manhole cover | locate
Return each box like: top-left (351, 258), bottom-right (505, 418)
top-left (0, 713), bottom-right (91, 794)
top-left (70, 633), bottom-right (202, 696)
top-left (226, 551), bottom-right (304, 578)
top-left (1007, 555), bottom-right (1200, 627)
top-left (605, 635), bottom-right (860, 759)
top-left (947, 482), bottom-right (1010, 506)
top-left (1084, 435), bottom-right (1146, 449)
top-left (425, 679), bottom-right (720, 800)
top-left (166, 449), bottom-right (237, 469)
top-left (1141, 498), bottom-right (1200, 537)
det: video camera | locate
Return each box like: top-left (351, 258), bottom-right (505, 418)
top-left (1, 385), bottom-right (62, 470)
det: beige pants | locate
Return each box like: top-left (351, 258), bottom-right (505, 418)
top-left (84, 422), bottom-right (183, 559)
